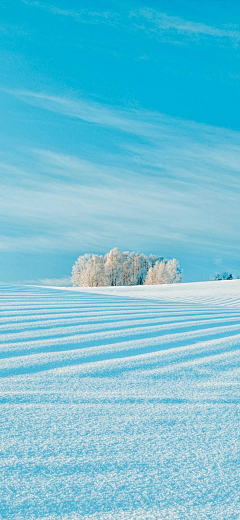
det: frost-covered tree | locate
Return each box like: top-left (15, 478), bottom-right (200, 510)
top-left (104, 248), bottom-right (124, 286)
top-left (105, 249), bottom-right (150, 286)
top-left (121, 251), bottom-right (133, 286)
top-left (71, 249), bottom-right (182, 287)
top-left (130, 252), bottom-right (149, 285)
top-left (84, 254), bottom-right (107, 287)
top-left (165, 259), bottom-right (182, 284)
top-left (72, 254), bottom-right (107, 287)
top-left (148, 254), bottom-right (164, 268)
top-left (144, 259), bottom-right (182, 285)
top-left (72, 253), bottom-right (90, 287)
top-left (144, 261), bottom-right (167, 285)
top-left (143, 266), bottom-right (154, 285)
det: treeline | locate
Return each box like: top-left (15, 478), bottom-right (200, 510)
top-left (71, 248), bottom-right (182, 287)
top-left (215, 272), bottom-right (233, 280)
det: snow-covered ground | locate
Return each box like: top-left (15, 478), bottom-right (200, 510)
top-left (0, 281), bottom-right (240, 519)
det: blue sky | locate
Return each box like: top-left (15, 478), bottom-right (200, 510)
top-left (1, 0), bottom-right (240, 283)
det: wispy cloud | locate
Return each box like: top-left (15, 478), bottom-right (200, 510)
top-left (20, 1), bottom-right (240, 44)
top-left (1, 89), bottom-right (240, 259)
top-left (21, 0), bottom-right (121, 26)
top-left (131, 9), bottom-right (240, 42)
top-left (7, 87), bottom-right (240, 151)
top-left (3, 88), bottom-right (171, 139)
top-left (30, 276), bottom-right (72, 286)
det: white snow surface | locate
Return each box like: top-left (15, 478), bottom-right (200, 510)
top-left (1, 280), bottom-right (240, 519)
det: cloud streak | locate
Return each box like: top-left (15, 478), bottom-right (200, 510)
top-left (4, 89), bottom-right (157, 136)
top-left (131, 9), bottom-right (240, 42)
top-left (1, 89), bottom-right (240, 261)
top-left (21, 1), bottom-right (121, 26)
top-left (30, 276), bottom-right (72, 286)
top-left (21, 1), bottom-right (240, 44)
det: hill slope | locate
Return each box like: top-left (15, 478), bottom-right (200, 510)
top-left (1, 281), bottom-right (240, 519)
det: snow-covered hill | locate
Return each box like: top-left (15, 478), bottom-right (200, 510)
top-left (1, 281), bottom-right (240, 519)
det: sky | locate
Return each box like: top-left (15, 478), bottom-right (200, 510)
top-left (1, 0), bottom-right (240, 284)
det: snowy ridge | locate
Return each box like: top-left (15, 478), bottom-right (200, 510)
top-left (62, 279), bottom-right (240, 308)
top-left (0, 282), bottom-right (240, 519)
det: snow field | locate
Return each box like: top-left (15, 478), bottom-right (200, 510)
top-left (0, 282), bottom-right (240, 519)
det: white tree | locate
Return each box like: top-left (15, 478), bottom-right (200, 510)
top-left (144, 261), bottom-right (166, 285)
top-left (121, 251), bottom-right (133, 286)
top-left (71, 253), bottom-right (91, 287)
top-left (165, 258), bottom-right (182, 284)
top-left (104, 248), bottom-right (123, 286)
top-left (84, 254), bottom-right (107, 287)
top-left (144, 259), bottom-right (182, 285)
top-left (130, 252), bottom-right (149, 285)
top-left (155, 261), bottom-right (169, 284)
top-left (148, 254), bottom-right (164, 268)
top-left (72, 249), bottom-right (182, 287)
top-left (71, 254), bottom-right (107, 287)
top-left (144, 266), bottom-right (155, 285)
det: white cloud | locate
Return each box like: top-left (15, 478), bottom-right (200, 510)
top-left (21, 1), bottom-right (121, 26)
top-left (1, 90), bottom-right (240, 258)
top-left (34, 276), bottom-right (72, 286)
top-left (21, 1), bottom-right (240, 44)
top-left (131, 9), bottom-right (240, 42)
top-left (16, 276), bottom-right (72, 286)
top-left (5, 89), bottom-right (156, 136)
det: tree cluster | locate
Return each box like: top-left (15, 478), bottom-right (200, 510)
top-left (71, 248), bottom-right (182, 287)
top-left (215, 272), bottom-right (233, 281)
